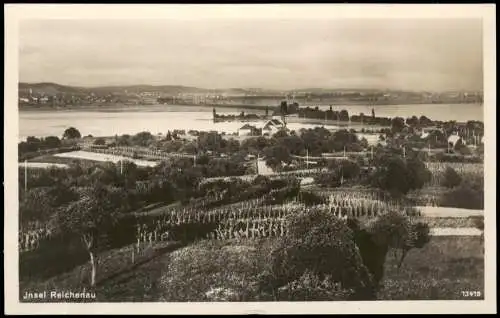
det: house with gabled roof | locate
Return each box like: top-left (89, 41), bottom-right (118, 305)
top-left (258, 118), bottom-right (286, 136)
top-left (238, 124), bottom-right (260, 136)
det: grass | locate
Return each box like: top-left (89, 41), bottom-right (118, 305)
top-left (21, 235), bottom-right (484, 302)
top-left (379, 236), bottom-right (484, 300)
top-left (19, 241), bottom-right (183, 302)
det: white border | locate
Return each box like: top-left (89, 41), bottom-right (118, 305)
top-left (4, 4), bottom-right (497, 315)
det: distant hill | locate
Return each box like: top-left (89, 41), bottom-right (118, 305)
top-left (19, 82), bottom-right (86, 96)
top-left (18, 82), bottom-right (212, 96)
top-left (18, 82), bottom-right (483, 101)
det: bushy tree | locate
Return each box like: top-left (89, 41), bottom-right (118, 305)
top-left (63, 127), bottom-right (81, 139)
top-left (93, 138), bottom-right (106, 146)
top-left (260, 208), bottom-right (376, 300)
top-left (44, 136), bottom-right (62, 148)
top-left (56, 184), bottom-right (127, 287)
top-left (132, 131), bottom-right (155, 147)
top-left (314, 172), bottom-right (340, 188)
top-left (370, 155), bottom-right (430, 196)
top-left (263, 145), bottom-right (291, 171)
top-left (391, 117), bottom-right (406, 134)
top-left (338, 159), bottom-right (361, 180)
top-left (441, 167), bottom-right (462, 188)
top-left (117, 134), bottom-right (132, 146)
top-left (440, 180), bottom-right (484, 209)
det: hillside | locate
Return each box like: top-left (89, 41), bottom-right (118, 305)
top-left (18, 82), bottom-right (210, 96)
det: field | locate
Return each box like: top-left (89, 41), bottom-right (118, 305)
top-left (20, 235), bottom-right (483, 302)
top-left (18, 143), bottom-right (486, 302)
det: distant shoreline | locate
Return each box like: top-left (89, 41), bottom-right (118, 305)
top-left (18, 101), bottom-right (482, 112)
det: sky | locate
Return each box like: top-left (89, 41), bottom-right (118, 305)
top-left (19, 18), bottom-right (483, 92)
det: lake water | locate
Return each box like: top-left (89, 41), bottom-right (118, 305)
top-left (19, 103), bottom-right (483, 141)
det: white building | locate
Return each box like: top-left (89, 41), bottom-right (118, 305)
top-left (448, 134), bottom-right (463, 148)
top-left (258, 119), bottom-right (286, 136)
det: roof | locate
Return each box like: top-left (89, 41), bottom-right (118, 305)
top-left (448, 135), bottom-right (462, 146)
top-left (239, 124), bottom-right (257, 130)
top-left (263, 119), bottom-right (285, 129)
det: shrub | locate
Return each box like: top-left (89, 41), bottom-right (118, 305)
top-left (441, 167), bottom-right (462, 188)
top-left (314, 172), bottom-right (340, 188)
top-left (440, 181), bottom-right (484, 210)
top-left (260, 208), bottom-right (376, 300)
top-left (297, 191), bottom-right (326, 206)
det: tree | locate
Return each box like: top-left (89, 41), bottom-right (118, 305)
top-left (405, 156), bottom-right (432, 190)
top-left (337, 160), bottom-right (361, 181)
top-left (197, 131), bottom-right (223, 153)
top-left (132, 131), bottom-right (155, 147)
top-left (63, 127), bottom-right (81, 140)
top-left (329, 129), bottom-right (359, 152)
top-left (391, 117), bottom-right (406, 134)
top-left (406, 116), bottom-right (419, 127)
top-left (419, 115), bottom-right (433, 126)
top-left (370, 155), bottom-right (430, 196)
top-left (354, 212), bottom-right (430, 285)
top-left (339, 110), bottom-right (349, 121)
top-left (117, 134), bottom-right (132, 146)
top-left (56, 185), bottom-right (126, 287)
top-left (263, 145), bottom-right (291, 171)
top-left (93, 138), bottom-right (106, 146)
top-left (441, 167), bottom-right (462, 188)
top-left (44, 136), bottom-right (62, 149)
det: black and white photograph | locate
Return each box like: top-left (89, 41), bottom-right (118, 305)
top-left (4, 4), bottom-right (496, 315)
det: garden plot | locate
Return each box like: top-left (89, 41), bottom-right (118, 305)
top-left (54, 150), bottom-right (158, 167)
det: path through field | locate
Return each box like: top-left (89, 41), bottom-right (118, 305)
top-left (19, 162), bottom-right (69, 169)
top-left (430, 227), bottom-right (482, 236)
top-left (54, 151), bottom-right (158, 167)
top-left (416, 206), bottom-right (483, 217)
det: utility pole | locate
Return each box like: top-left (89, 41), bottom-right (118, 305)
top-left (343, 146), bottom-right (346, 158)
top-left (193, 154), bottom-right (196, 167)
top-left (371, 146), bottom-right (373, 160)
top-left (403, 146), bottom-right (406, 158)
top-left (120, 160), bottom-right (123, 174)
top-left (306, 148), bottom-right (309, 169)
top-left (256, 153), bottom-right (260, 175)
top-left (340, 166), bottom-right (344, 185)
top-left (24, 160), bottom-right (27, 192)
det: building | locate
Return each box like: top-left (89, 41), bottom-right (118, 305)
top-left (447, 134), bottom-right (463, 148)
top-left (238, 124), bottom-right (260, 136)
top-left (258, 118), bottom-right (286, 136)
